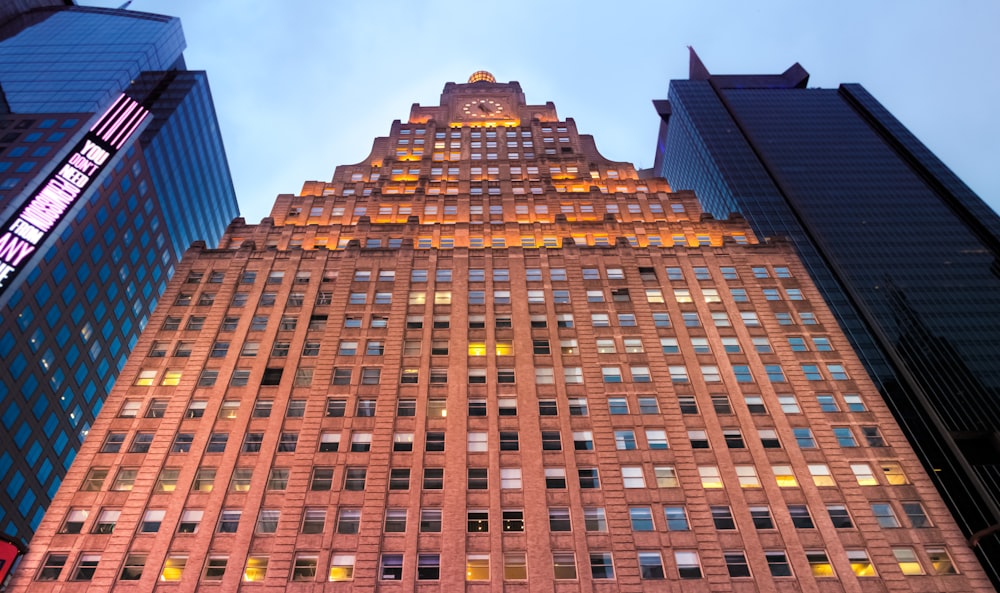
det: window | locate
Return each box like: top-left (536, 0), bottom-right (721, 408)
top-left (256, 509), bottom-right (280, 534)
top-left (344, 467), bottom-right (367, 490)
top-left (425, 432), bottom-right (444, 451)
top-left (589, 553), bottom-right (614, 579)
top-left (845, 393), bottom-right (867, 411)
top-left (93, 509), bottom-right (120, 534)
top-left (868, 502), bottom-right (900, 528)
top-left (779, 395), bottom-right (800, 413)
top-left (388, 468), bottom-right (409, 490)
top-left (101, 432), bottom-right (125, 453)
top-left (663, 506), bottom-right (688, 530)
top-left (766, 551), bottom-right (792, 577)
top-left (38, 553), bottom-right (68, 580)
top-left (759, 429), bottom-right (781, 448)
top-left (107, 467), bottom-right (136, 491)
top-left (414, 554), bottom-right (439, 581)
top-left (267, 468), bottom-right (288, 491)
top-left (553, 553), bottom-right (577, 580)
top-left (356, 398), bottom-right (377, 417)
top-left (745, 395), bottom-right (766, 413)
top-left (675, 551), bottom-right (702, 579)
top-left (381, 555), bottom-right (404, 580)
top-left (423, 467), bottom-right (444, 490)
top-left (791, 551), bottom-right (830, 579)
top-left (120, 553), bottom-right (146, 581)
top-left (620, 467), bottom-right (643, 488)
top-left (243, 556), bottom-right (268, 582)
top-left (504, 553), bottom-right (527, 581)
top-left (711, 506), bottom-right (735, 529)
top-left (902, 502), bottom-right (930, 527)
top-left (847, 550), bottom-right (876, 577)
top-left (881, 461), bottom-right (909, 485)
top-left (827, 505), bottom-right (853, 528)
top-left (736, 465), bottom-right (760, 488)
top-left (380, 508), bottom-right (406, 533)
top-left (852, 463), bottom-right (877, 485)
top-left (467, 509), bottom-right (489, 533)
top-left (645, 429), bottom-right (668, 450)
top-left (545, 468), bottom-right (567, 489)
top-left (329, 554), bottom-right (356, 581)
top-left (468, 468), bottom-right (488, 489)
top-left (725, 552), bottom-right (751, 577)
top-left (306, 467), bottom-right (332, 491)
top-left (337, 509), bottom-right (361, 534)
top-left (646, 466), bottom-right (674, 488)
top-left (629, 507), bottom-right (654, 531)
top-left (689, 430), bottom-right (709, 448)
top-left (723, 430), bottom-right (744, 449)
top-left (420, 509), bottom-right (442, 533)
top-left (773, 465), bottom-right (798, 487)
top-left (500, 468), bottom-right (522, 489)
top-left (792, 429), bottom-right (812, 450)
top-left (217, 510), bottom-right (241, 533)
top-left (205, 433), bottom-right (227, 453)
top-left (242, 433), bottom-right (263, 453)
top-left (927, 548), bottom-right (957, 575)
top-left (861, 426), bottom-right (886, 446)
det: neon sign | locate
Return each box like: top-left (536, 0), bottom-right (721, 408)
top-left (0, 94), bottom-right (149, 295)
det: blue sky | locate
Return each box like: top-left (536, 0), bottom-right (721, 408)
top-left (90, 1), bottom-right (1000, 224)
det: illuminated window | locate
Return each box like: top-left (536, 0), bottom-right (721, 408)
top-left (847, 550), bottom-right (876, 577)
top-left (553, 553), bottom-right (577, 580)
top-left (736, 465), bottom-right (760, 487)
top-left (160, 556), bottom-right (186, 582)
top-left (808, 464), bottom-right (835, 486)
top-left (699, 466), bottom-right (722, 489)
top-left (773, 465), bottom-right (798, 487)
top-left (243, 556), bottom-right (268, 582)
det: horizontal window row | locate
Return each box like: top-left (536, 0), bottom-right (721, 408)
top-left (137, 360), bottom-right (851, 389)
top-left (37, 544), bottom-right (958, 583)
top-left (98, 423), bottom-right (887, 456)
top-left (81, 459), bottom-right (910, 495)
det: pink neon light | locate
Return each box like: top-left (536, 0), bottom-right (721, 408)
top-left (100, 101), bottom-right (140, 144)
top-left (90, 94), bottom-right (127, 134)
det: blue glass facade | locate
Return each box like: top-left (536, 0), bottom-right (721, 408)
top-left (0, 6), bottom-right (237, 547)
top-left (654, 53), bottom-right (1000, 584)
top-left (0, 8), bottom-right (184, 113)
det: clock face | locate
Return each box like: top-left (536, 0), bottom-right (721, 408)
top-left (461, 98), bottom-right (509, 118)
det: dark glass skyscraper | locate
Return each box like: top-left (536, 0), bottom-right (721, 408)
top-left (0, 4), bottom-right (238, 550)
top-left (654, 49), bottom-right (1000, 584)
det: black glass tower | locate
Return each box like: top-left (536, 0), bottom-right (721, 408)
top-left (653, 49), bottom-right (1000, 584)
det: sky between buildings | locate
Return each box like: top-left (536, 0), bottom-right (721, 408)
top-left (86, 0), bottom-right (1000, 227)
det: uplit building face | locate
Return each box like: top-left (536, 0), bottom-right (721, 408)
top-left (653, 51), bottom-right (1000, 584)
top-left (10, 74), bottom-right (992, 592)
top-left (0, 5), bottom-right (238, 546)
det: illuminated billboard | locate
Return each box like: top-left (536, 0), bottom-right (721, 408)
top-left (0, 94), bottom-right (149, 296)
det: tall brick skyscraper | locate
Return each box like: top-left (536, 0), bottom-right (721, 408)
top-left (9, 73), bottom-right (993, 591)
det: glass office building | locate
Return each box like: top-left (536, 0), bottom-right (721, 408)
top-left (654, 49), bottom-right (1000, 584)
top-left (0, 5), bottom-right (238, 549)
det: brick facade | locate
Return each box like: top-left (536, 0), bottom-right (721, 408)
top-left (9, 73), bottom-right (993, 592)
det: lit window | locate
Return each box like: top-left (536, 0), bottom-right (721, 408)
top-left (810, 464), bottom-right (836, 486)
top-left (926, 548), bottom-right (957, 575)
top-left (160, 556), bottom-right (186, 582)
top-left (699, 466), bottom-right (722, 489)
top-left (852, 463), bottom-right (878, 486)
top-left (847, 550), bottom-right (876, 577)
top-left (773, 465), bottom-right (798, 487)
top-left (736, 465), bottom-right (760, 487)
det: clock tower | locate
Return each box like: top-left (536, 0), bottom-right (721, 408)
top-left (407, 70), bottom-right (558, 127)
